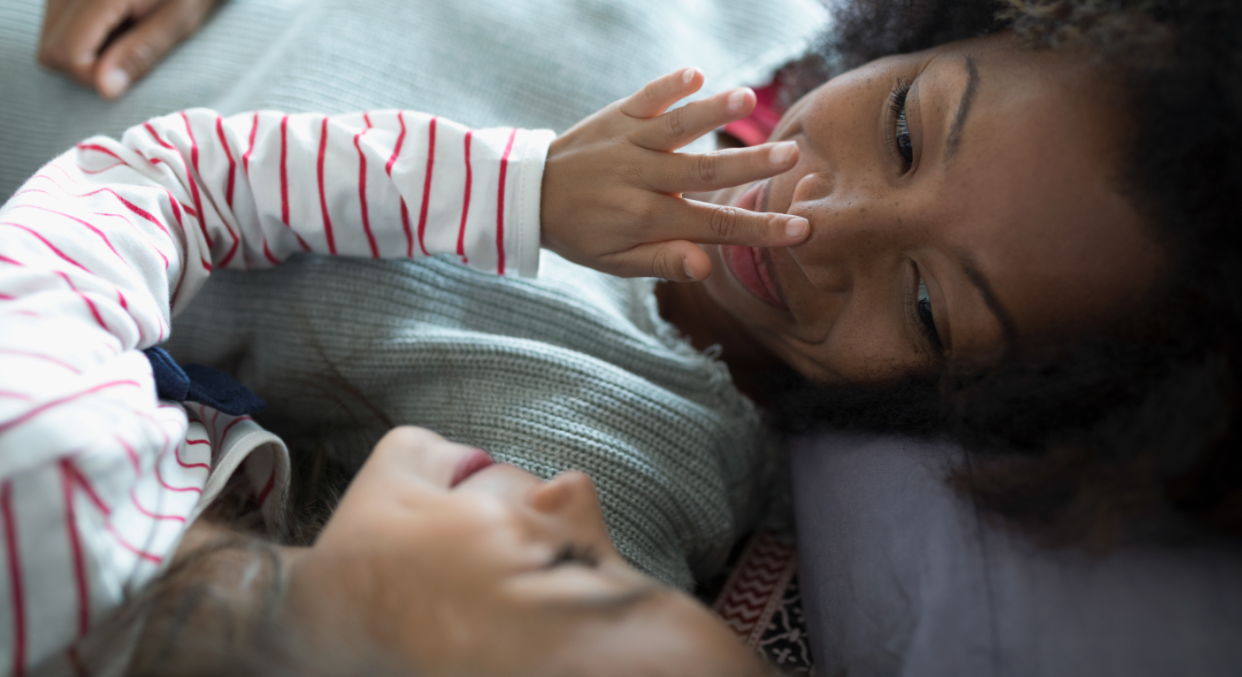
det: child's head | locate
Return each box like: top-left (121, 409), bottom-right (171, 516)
top-left (126, 427), bottom-right (766, 677)
top-left (689, 0), bottom-right (1241, 543)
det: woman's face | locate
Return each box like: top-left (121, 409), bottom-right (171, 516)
top-left (285, 427), bottom-right (762, 677)
top-left (698, 33), bottom-right (1164, 382)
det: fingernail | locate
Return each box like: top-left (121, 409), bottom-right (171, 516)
top-left (682, 67), bottom-right (697, 84)
top-left (785, 217), bottom-right (809, 239)
top-left (100, 69), bottom-right (129, 98)
top-left (769, 141), bottom-right (797, 165)
top-left (683, 259), bottom-right (697, 280)
top-left (727, 89), bottom-right (748, 113)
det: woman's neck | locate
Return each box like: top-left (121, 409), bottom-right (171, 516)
top-left (655, 281), bottom-right (783, 395)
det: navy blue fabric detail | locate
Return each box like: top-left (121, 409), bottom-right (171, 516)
top-left (181, 364), bottom-right (266, 416)
top-left (142, 347), bottom-right (265, 416)
top-left (143, 347), bottom-right (190, 402)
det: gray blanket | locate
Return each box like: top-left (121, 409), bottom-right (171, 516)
top-left (0, 0), bottom-right (829, 200)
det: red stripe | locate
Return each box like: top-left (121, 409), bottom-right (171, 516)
top-left (261, 239), bottom-right (280, 266)
top-left (496, 128), bottom-right (517, 276)
top-left (19, 175), bottom-right (172, 268)
top-left (280, 115), bottom-right (290, 227)
top-left (2, 482), bottom-right (27, 677)
top-left (0, 221), bottom-right (98, 276)
top-left (355, 117), bottom-right (379, 257)
top-left (174, 442), bottom-right (210, 470)
top-left (218, 414), bottom-right (251, 441)
top-left (215, 116), bottom-right (237, 209)
top-left (386, 112), bottom-right (407, 176)
top-left (105, 523), bottom-right (162, 564)
top-left (67, 646), bottom-right (88, 677)
top-left (65, 463), bottom-right (110, 516)
top-left (130, 490), bottom-right (186, 523)
top-left (257, 467), bottom-right (277, 505)
top-left (95, 212), bottom-right (169, 270)
top-left (0, 380), bottom-right (140, 433)
top-left (75, 162), bottom-right (124, 175)
top-left (154, 458), bottom-right (202, 494)
top-left (317, 117), bottom-right (336, 254)
top-left (185, 439), bottom-right (210, 446)
top-left (457, 130), bottom-right (473, 264)
top-left (276, 116), bottom-right (312, 252)
top-left (164, 189), bottom-right (183, 229)
top-left (0, 348), bottom-right (82, 373)
top-left (14, 204), bottom-right (126, 266)
top-left (0, 221), bottom-right (129, 313)
top-left (75, 143), bottom-right (123, 162)
top-left (116, 436), bottom-right (141, 474)
top-left (417, 117), bottom-right (436, 257)
top-left (243, 113), bottom-right (258, 174)
top-left (143, 122), bottom-right (175, 150)
top-left (179, 112), bottom-right (212, 253)
top-left (59, 462), bottom-right (92, 637)
top-left (214, 116), bottom-right (241, 269)
top-left (48, 269), bottom-right (108, 329)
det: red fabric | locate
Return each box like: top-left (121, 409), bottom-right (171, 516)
top-left (722, 80), bottom-right (785, 147)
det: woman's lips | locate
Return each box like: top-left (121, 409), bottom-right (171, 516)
top-left (450, 449), bottom-right (495, 487)
top-left (721, 182), bottom-right (788, 310)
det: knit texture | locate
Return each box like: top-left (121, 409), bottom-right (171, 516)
top-left (166, 252), bottom-right (775, 590)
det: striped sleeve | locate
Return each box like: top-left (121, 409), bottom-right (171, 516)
top-left (0, 109), bottom-right (553, 674)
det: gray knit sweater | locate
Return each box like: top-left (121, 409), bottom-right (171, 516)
top-left (166, 252), bottom-right (773, 590)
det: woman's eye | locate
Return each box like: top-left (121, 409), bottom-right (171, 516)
top-left (889, 82), bottom-right (914, 166)
top-left (548, 543), bottom-right (600, 569)
top-left (916, 278), bottom-right (941, 348)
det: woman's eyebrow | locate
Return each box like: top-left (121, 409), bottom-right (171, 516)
top-left (958, 250), bottom-right (1019, 345)
top-left (944, 56), bottom-right (981, 163)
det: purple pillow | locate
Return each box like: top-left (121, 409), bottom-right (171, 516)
top-left (791, 432), bottom-right (1242, 676)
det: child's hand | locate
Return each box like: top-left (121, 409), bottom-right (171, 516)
top-left (541, 68), bottom-right (808, 281)
top-left (38, 0), bottom-right (221, 99)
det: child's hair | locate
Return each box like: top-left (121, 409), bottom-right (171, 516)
top-left (766, 0), bottom-right (1242, 547)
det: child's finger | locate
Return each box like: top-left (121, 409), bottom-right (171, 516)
top-left (639, 142), bottom-right (800, 194)
top-left (618, 68), bottom-right (704, 119)
top-left (629, 87), bottom-right (756, 152)
top-left (654, 195), bottom-right (810, 248)
top-left (605, 241), bottom-right (714, 281)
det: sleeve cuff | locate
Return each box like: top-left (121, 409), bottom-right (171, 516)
top-left (511, 128), bottom-right (556, 278)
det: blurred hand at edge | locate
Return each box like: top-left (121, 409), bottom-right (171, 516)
top-left (38, 0), bottom-right (222, 99)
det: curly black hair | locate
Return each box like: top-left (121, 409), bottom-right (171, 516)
top-left (768, 0), bottom-right (1242, 546)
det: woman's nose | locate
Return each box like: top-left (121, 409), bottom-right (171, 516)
top-left (528, 470), bottom-right (598, 514)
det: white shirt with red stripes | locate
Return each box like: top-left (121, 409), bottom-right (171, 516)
top-left (0, 108), bottom-right (554, 675)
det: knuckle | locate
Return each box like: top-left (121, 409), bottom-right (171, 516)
top-left (710, 206), bottom-right (740, 239)
top-left (617, 161), bottom-right (647, 188)
top-left (664, 106), bottom-right (686, 138)
top-left (640, 83), bottom-right (661, 109)
top-left (651, 251), bottom-right (674, 280)
top-left (623, 197), bottom-right (658, 225)
top-left (696, 152), bottom-right (719, 183)
top-left (125, 40), bottom-right (159, 70)
top-left (37, 43), bottom-right (70, 69)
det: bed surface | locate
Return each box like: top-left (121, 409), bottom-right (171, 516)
top-left (791, 432), bottom-right (1242, 677)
